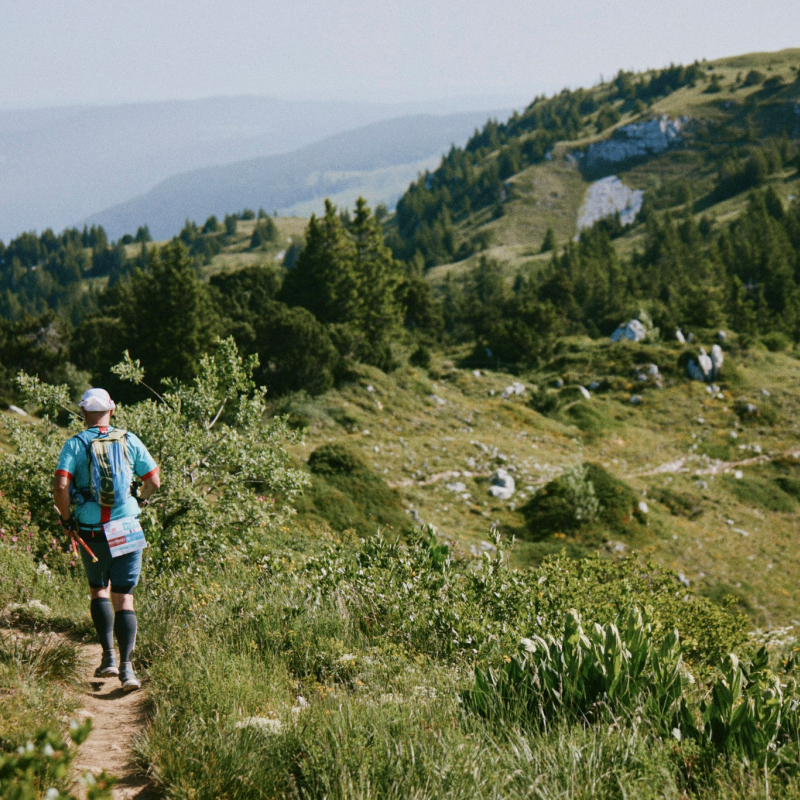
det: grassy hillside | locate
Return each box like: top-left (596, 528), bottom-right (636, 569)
top-left (272, 334), bottom-right (800, 629)
top-left (410, 48), bottom-right (800, 282)
top-left (5, 50), bottom-right (800, 795)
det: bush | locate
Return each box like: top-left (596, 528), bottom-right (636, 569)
top-left (464, 608), bottom-right (693, 734)
top-left (522, 462), bottom-right (642, 540)
top-left (464, 608), bottom-right (800, 774)
top-left (0, 720), bottom-right (115, 800)
top-left (5, 338), bottom-right (308, 575)
top-left (297, 444), bottom-right (408, 537)
top-left (761, 331), bottom-right (791, 352)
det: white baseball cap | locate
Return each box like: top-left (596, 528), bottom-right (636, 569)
top-left (79, 388), bottom-right (116, 412)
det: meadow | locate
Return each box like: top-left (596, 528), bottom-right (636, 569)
top-left (3, 334), bottom-right (800, 797)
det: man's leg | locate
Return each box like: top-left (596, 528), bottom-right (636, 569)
top-left (111, 591), bottom-right (140, 691)
top-left (111, 591), bottom-right (137, 662)
top-left (109, 548), bottom-right (143, 691)
top-left (82, 537), bottom-right (118, 678)
top-left (90, 587), bottom-right (115, 653)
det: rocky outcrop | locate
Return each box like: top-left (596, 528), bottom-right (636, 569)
top-left (581, 115), bottom-right (688, 173)
top-left (577, 176), bottom-right (643, 232)
top-left (489, 468), bottom-right (515, 500)
top-left (610, 319), bottom-right (647, 343)
top-left (686, 345), bottom-right (724, 382)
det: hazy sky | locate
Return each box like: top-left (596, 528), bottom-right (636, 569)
top-left (1, 1), bottom-right (799, 109)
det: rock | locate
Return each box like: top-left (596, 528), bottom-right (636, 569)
top-left (472, 370), bottom-right (482, 378)
top-left (687, 332), bottom-right (695, 343)
top-left (638, 500), bottom-right (649, 515)
top-left (501, 381), bottom-right (526, 399)
top-left (675, 328), bottom-right (686, 343)
top-left (578, 385), bottom-right (591, 400)
top-left (710, 344), bottom-right (724, 378)
top-left (734, 470), bottom-right (743, 479)
top-left (589, 380), bottom-right (601, 390)
top-left (607, 540), bottom-right (628, 554)
top-left (687, 348), bottom-right (715, 382)
top-left (686, 359), bottom-right (706, 382)
top-left (581, 115), bottom-right (687, 172)
top-left (554, 378), bottom-right (564, 389)
top-left (577, 175), bottom-right (644, 232)
top-left (697, 349), bottom-right (713, 378)
top-left (630, 395), bottom-right (643, 405)
top-left (488, 468), bottom-right (515, 500)
top-left (610, 319), bottom-right (647, 343)
top-left (637, 373), bottom-right (648, 382)
top-left (761, 388), bottom-right (771, 397)
top-left (7, 405), bottom-right (27, 416)
top-left (648, 363), bottom-right (660, 377)
top-left (429, 394), bottom-right (446, 406)
top-left (696, 480), bottom-right (708, 490)
top-left (366, 384), bottom-right (375, 393)
top-left (445, 481), bottom-right (467, 493)
top-left (718, 330), bottom-right (727, 342)
top-left (734, 400), bottom-right (759, 418)
top-left (677, 573), bottom-right (691, 588)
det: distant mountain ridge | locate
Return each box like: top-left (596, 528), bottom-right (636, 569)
top-left (0, 96), bottom-right (507, 241)
top-left (80, 111), bottom-right (503, 239)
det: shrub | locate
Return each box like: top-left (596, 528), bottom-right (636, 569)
top-left (464, 608), bottom-right (800, 774)
top-left (297, 444), bottom-right (408, 537)
top-left (4, 338), bottom-right (308, 575)
top-left (464, 608), bottom-right (693, 735)
top-left (761, 331), bottom-right (791, 352)
top-left (522, 462), bottom-right (641, 539)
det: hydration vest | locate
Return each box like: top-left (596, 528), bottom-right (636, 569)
top-left (72, 429), bottom-right (133, 509)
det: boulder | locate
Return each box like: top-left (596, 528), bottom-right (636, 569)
top-left (687, 348), bottom-right (714, 382)
top-left (488, 468), bottom-right (515, 500)
top-left (710, 344), bottom-right (724, 378)
top-left (675, 328), bottom-right (686, 343)
top-left (7, 405), bottom-right (27, 416)
top-left (501, 381), bottom-right (526, 399)
top-left (610, 319), bottom-right (647, 343)
top-left (578, 385), bottom-right (591, 400)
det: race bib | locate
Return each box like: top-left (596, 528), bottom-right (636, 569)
top-left (103, 516), bottom-right (147, 558)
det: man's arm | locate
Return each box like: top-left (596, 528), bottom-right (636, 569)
top-left (138, 468), bottom-right (161, 504)
top-left (53, 473), bottom-right (72, 521)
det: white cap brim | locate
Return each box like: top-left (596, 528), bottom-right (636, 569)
top-left (79, 397), bottom-right (115, 412)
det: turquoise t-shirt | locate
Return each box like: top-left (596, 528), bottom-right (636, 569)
top-left (55, 426), bottom-right (158, 526)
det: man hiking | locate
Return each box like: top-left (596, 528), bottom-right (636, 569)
top-left (53, 388), bottom-right (160, 692)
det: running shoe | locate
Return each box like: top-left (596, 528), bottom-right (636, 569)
top-left (94, 650), bottom-right (119, 678)
top-left (119, 662), bottom-right (141, 692)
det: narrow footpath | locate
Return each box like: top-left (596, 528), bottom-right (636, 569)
top-left (72, 642), bottom-right (156, 800)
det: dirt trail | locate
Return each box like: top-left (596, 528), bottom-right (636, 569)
top-left (72, 642), bottom-right (156, 800)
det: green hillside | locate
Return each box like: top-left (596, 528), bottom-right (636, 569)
top-left (5, 49), bottom-right (800, 798)
top-left (389, 48), bottom-right (800, 279)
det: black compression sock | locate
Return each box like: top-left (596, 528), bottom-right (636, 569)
top-left (114, 610), bottom-right (138, 663)
top-left (90, 598), bottom-right (114, 653)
